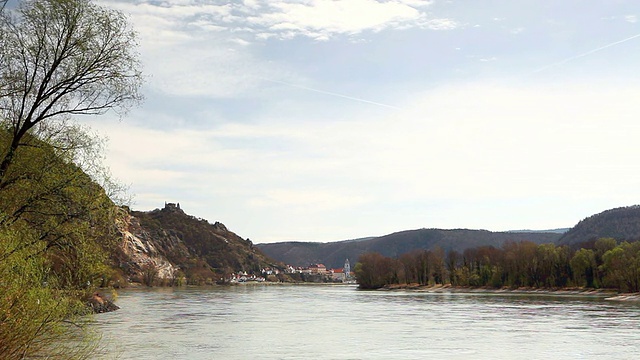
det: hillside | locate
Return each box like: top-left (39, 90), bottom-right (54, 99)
top-left (114, 203), bottom-right (281, 285)
top-left (257, 229), bottom-right (562, 269)
top-left (558, 205), bottom-right (640, 245)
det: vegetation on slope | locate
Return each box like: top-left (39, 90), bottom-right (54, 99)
top-left (0, 0), bottom-right (142, 357)
top-left (258, 229), bottom-right (562, 269)
top-left (0, 127), bottom-right (121, 358)
top-left (558, 206), bottom-right (640, 245)
top-left (124, 204), bottom-right (281, 285)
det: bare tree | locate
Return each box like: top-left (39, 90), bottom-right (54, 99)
top-left (0, 0), bottom-right (143, 187)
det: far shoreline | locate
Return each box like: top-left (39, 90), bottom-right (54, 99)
top-left (377, 283), bottom-right (640, 301)
top-left (111, 282), bottom-right (640, 302)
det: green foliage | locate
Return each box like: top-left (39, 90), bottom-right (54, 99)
top-left (0, 130), bottom-right (116, 357)
top-left (0, 131), bottom-right (117, 286)
top-left (0, 229), bottom-right (99, 360)
top-left (570, 248), bottom-right (597, 287)
top-left (355, 238), bottom-right (640, 293)
top-left (0, 0), bottom-right (142, 356)
top-left (601, 241), bottom-right (640, 292)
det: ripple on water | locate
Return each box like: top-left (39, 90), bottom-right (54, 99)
top-left (94, 286), bottom-right (640, 360)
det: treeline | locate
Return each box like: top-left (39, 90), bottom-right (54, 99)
top-left (354, 238), bottom-right (640, 292)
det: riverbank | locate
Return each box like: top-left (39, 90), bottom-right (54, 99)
top-left (379, 283), bottom-right (640, 301)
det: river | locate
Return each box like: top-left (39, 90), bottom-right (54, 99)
top-left (93, 285), bottom-right (640, 359)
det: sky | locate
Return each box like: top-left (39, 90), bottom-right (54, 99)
top-left (76, 0), bottom-right (640, 243)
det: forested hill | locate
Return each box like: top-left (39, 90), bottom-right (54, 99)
top-left (257, 229), bottom-right (562, 269)
top-left (558, 205), bottom-right (640, 245)
top-left (115, 203), bottom-right (281, 285)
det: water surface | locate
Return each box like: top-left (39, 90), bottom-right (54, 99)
top-left (94, 285), bottom-right (640, 359)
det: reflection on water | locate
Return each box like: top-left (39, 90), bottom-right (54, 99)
top-left (93, 285), bottom-right (640, 359)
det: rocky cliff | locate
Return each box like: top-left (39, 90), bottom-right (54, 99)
top-left (114, 203), bottom-right (280, 285)
top-left (115, 209), bottom-right (180, 281)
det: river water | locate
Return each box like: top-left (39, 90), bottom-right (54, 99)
top-left (93, 285), bottom-right (640, 359)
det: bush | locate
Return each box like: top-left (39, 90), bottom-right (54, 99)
top-left (0, 230), bottom-right (99, 359)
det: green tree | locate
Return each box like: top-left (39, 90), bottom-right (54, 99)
top-left (594, 237), bottom-right (618, 286)
top-left (0, 0), bottom-right (142, 185)
top-left (0, 228), bottom-right (100, 360)
top-left (0, 0), bottom-right (142, 357)
top-left (601, 241), bottom-right (640, 292)
top-left (570, 248), bottom-right (597, 287)
top-left (534, 244), bottom-right (571, 288)
top-left (0, 132), bottom-right (116, 286)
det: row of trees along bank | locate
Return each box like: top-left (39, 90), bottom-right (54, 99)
top-left (0, 0), bottom-right (142, 358)
top-left (354, 238), bottom-right (640, 292)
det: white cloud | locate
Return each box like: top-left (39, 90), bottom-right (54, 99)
top-left (625, 14), bottom-right (637, 23)
top-left (96, 0), bottom-right (456, 97)
top-left (104, 0), bottom-right (456, 41)
top-left (420, 18), bottom-right (459, 30)
top-left (253, 0), bottom-right (424, 39)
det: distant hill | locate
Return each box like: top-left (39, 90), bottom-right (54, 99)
top-left (257, 229), bottom-right (562, 269)
top-left (558, 205), bottom-right (640, 245)
top-left (508, 228), bottom-right (570, 234)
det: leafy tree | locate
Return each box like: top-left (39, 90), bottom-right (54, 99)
top-left (0, 124), bottom-right (116, 359)
top-left (0, 228), bottom-right (99, 360)
top-left (0, 0), bottom-right (142, 185)
top-left (595, 237), bottom-right (618, 255)
top-left (354, 236), bottom-right (640, 293)
top-left (0, 132), bottom-right (116, 285)
top-left (594, 237), bottom-right (618, 286)
top-left (570, 248), bottom-right (597, 287)
top-left (355, 253), bottom-right (398, 289)
top-left (0, 0), bottom-right (142, 357)
top-left (601, 241), bottom-right (640, 292)
top-left (534, 244), bottom-right (571, 288)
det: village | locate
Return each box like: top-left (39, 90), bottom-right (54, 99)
top-left (228, 259), bottom-right (355, 284)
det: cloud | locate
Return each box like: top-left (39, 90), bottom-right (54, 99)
top-left (104, 0), bottom-right (456, 41)
top-left (96, 0), bottom-right (457, 98)
top-left (250, 0), bottom-right (423, 39)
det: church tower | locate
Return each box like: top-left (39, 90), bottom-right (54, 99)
top-left (344, 259), bottom-right (351, 279)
